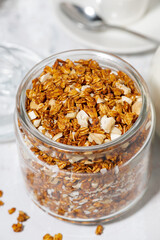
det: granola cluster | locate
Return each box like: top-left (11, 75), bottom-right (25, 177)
top-left (26, 59), bottom-right (142, 147)
top-left (43, 233), bottom-right (63, 240)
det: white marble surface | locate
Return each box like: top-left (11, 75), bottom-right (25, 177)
top-left (0, 0), bottom-right (160, 239)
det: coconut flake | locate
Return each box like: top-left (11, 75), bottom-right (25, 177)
top-left (132, 97), bottom-right (142, 115)
top-left (81, 85), bottom-right (90, 91)
top-left (45, 131), bottom-right (52, 139)
top-left (114, 166), bottom-right (119, 174)
top-left (53, 132), bottom-right (63, 141)
top-left (28, 111), bottom-right (37, 120)
top-left (40, 73), bottom-right (50, 83)
top-left (122, 96), bottom-right (132, 105)
top-left (88, 133), bottom-right (106, 145)
top-left (100, 168), bottom-right (107, 174)
top-left (76, 110), bottom-right (89, 128)
top-left (97, 98), bottom-right (105, 104)
top-left (116, 82), bottom-right (131, 95)
top-left (38, 126), bottom-right (45, 133)
top-left (100, 115), bottom-right (115, 133)
top-left (33, 119), bottom-right (41, 128)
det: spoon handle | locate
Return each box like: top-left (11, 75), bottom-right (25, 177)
top-left (107, 24), bottom-right (160, 46)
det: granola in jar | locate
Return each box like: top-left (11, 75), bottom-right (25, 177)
top-left (15, 50), bottom-right (155, 224)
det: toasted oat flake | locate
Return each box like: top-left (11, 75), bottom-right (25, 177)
top-left (66, 112), bottom-right (77, 119)
top-left (8, 207), bottom-right (16, 214)
top-left (100, 116), bottom-right (115, 133)
top-left (95, 225), bottom-right (104, 235)
top-left (88, 133), bottom-right (106, 145)
top-left (53, 133), bottom-right (63, 141)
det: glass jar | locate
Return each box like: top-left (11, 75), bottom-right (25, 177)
top-left (14, 49), bottom-right (155, 224)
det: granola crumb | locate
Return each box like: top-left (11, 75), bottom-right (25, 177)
top-left (0, 200), bottom-right (4, 206)
top-left (53, 233), bottom-right (63, 240)
top-left (17, 211), bottom-right (30, 222)
top-left (12, 222), bottom-right (23, 232)
top-left (95, 225), bottom-right (104, 235)
top-left (43, 234), bottom-right (53, 240)
top-left (0, 190), bottom-right (3, 197)
top-left (43, 233), bottom-right (63, 240)
top-left (8, 207), bottom-right (16, 215)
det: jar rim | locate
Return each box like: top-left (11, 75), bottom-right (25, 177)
top-left (16, 49), bottom-right (150, 152)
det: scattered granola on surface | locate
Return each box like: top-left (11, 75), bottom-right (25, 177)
top-left (43, 233), bottom-right (63, 240)
top-left (0, 190), bottom-right (3, 197)
top-left (26, 58), bottom-right (142, 147)
top-left (95, 225), bottom-right (104, 235)
top-left (8, 207), bottom-right (16, 215)
top-left (12, 222), bottom-right (23, 232)
top-left (43, 234), bottom-right (53, 240)
top-left (0, 200), bottom-right (4, 206)
top-left (17, 210), bottom-right (30, 222)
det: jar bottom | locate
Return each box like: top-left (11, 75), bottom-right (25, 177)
top-left (29, 185), bottom-right (148, 225)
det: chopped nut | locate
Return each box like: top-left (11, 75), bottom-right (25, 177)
top-left (8, 207), bottom-right (16, 214)
top-left (53, 133), bottom-right (63, 141)
top-left (95, 225), bottom-right (104, 235)
top-left (132, 97), bottom-right (142, 115)
top-left (17, 211), bottom-right (30, 222)
top-left (88, 133), bottom-right (106, 145)
top-left (100, 116), bottom-right (115, 133)
top-left (0, 200), bottom-right (4, 206)
top-left (76, 110), bottom-right (89, 128)
top-left (0, 190), bottom-right (3, 197)
top-left (12, 222), bottom-right (23, 232)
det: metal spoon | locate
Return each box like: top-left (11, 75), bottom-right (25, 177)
top-left (60, 2), bottom-right (160, 46)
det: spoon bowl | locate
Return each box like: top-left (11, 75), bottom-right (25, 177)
top-left (60, 2), bottom-right (160, 46)
top-left (60, 3), bottom-right (106, 31)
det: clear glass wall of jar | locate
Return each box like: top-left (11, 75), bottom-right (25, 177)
top-left (14, 50), bottom-right (155, 224)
